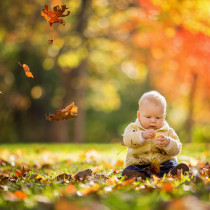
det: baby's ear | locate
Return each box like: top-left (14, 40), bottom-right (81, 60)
top-left (137, 111), bottom-right (140, 121)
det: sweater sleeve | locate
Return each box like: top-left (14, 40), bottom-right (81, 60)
top-left (163, 128), bottom-right (182, 156)
top-left (122, 124), bottom-right (145, 148)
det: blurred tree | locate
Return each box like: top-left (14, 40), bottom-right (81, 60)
top-left (128, 0), bottom-right (210, 142)
top-left (0, 0), bottom-right (209, 143)
top-left (0, 0), bottom-right (147, 142)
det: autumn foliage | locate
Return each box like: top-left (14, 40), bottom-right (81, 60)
top-left (18, 61), bottom-right (34, 78)
top-left (0, 145), bottom-right (209, 209)
top-left (45, 102), bottom-right (78, 121)
top-left (41, 4), bottom-right (70, 29)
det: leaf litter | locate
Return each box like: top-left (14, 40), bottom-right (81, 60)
top-left (0, 147), bottom-right (209, 209)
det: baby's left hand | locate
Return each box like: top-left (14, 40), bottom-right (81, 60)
top-left (155, 135), bottom-right (170, 147)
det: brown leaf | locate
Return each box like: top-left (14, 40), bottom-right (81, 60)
top-left (46, 102), bottom-right (78, 121)
top-left (0, 159), bottom-right (10, 166)
top-left (18, 61), bottom-right (34, 78)
top-left (145, 158), bottom-right (162, 175)
top-left (74, 169), bottom-right (92, 181)
top-left (14, 166), bottom-right (30, 178)
top-left (0, 173), bottom-right (10, 180)
top-left (41, 164), bottom-right (52, 169)
top-left (41, 4), bottom-right (70, 29)
top-left (56, 173), bottom-right (72, 181)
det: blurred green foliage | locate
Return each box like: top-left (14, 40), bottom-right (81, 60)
top-left (0, 0), bottom-right (209, 143)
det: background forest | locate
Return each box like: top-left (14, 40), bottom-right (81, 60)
top-left (0, 0), bottom-right (210, 143)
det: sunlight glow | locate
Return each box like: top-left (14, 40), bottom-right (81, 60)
top-left (31, 86), bottom-right (43, 99)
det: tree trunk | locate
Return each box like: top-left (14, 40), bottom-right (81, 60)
top-left (47, 1), bottom-right (91, 143)
top-left (73, 60), bottom-right (88, 142)
top-left (185, 72), bottom-right (198, 143)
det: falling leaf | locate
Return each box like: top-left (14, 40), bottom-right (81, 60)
top-left (45, 102), bottom-right (78, 121)
top-left (41, 4), bottom-right (70, 29)
top-left (18, 61), bottom-right (34, 78)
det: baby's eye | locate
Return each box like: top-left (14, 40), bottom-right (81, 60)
top-left (146, 117), bottom-right (151, 119)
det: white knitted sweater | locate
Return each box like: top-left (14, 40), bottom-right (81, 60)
top-left (122, 119), bottom-right (182, 167)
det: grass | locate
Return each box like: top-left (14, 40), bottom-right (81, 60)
top-left (0, 143), bottom-right (209, 210)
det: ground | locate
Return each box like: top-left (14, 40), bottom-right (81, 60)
top-left (0, 143), bottom-right (209, 210)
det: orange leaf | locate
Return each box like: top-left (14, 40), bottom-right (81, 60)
top-left (65, 184), bottom-right (76, 194)
top-left (18, 62), bottom-right (34, 78)
top-left (121, 177), bottom-right (135, 185)
top-left (14, 166), bottom-right (30, 178)
top-left (106, 176), bottom-right (119, 185)
top-left (80, 184), bottom-right (100, 196)
top-left (41, 4), bottom-right (70, 29)
top-left (13, 191), bottom-right (27, 200)
top-left (46, 102), bottom-right (78, 121)
top-left (161, 182), bottom-right (174, 193)
top-left (115, 160), bottom-right (124, 167)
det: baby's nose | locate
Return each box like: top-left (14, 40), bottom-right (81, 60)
top-left (151, 118), bottom-right (156, 122)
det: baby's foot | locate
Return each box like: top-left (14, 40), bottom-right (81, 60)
top-left (169, 163), bottom-right (189, 176)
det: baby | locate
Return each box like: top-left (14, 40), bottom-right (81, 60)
top-left (122, 91), bottom-right (189, 180)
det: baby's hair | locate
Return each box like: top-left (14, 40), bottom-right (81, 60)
top-left (138, 91), bottom-right (167, 113)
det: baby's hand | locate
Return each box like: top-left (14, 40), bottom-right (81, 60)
top-left (142, 129), bottom-right (156, 139)
top-left (155, 135), bottom-right (170, 147)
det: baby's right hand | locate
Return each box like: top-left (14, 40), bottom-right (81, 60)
top-left (142, 129), bottom-right (156, 139)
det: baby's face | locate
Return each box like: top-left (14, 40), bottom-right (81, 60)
top-left (137, 101), bottom-right (165, 130)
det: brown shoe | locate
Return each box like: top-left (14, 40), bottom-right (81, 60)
top-left (170, 163), bottom-right (189, 176)
top-left (122, 169), bottom-right (146, 180)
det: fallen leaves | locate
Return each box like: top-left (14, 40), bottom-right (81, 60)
top-left (41, 4), bottom-right (70, 29)
top-left (13, 190), bottom-right (27, 200)
top-left (0, 147), bottom-right (209, 209)
top-left (14, 166), bottom-right (30, 178)
top-left (45, 102), bottom-right (78, 121)
top-left (74, 169), bottom-right (92, 181)
top-left (145, 158), bottom-right (162, 175)
top-left (56, 173), bottom-right (72, 181)
top-left (18, 61), bottom-right (34, 78)
top-left (161, 182), bottom-right (174, 193)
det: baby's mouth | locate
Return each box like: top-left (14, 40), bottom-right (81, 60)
top-left (149, 126), bottom-right (156, 129)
